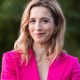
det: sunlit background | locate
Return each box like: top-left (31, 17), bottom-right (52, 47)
top-left (0, 0), bottom-right (80, 72)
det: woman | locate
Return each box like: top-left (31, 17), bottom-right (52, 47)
top-left (1, 0), bottom-right (80, 80)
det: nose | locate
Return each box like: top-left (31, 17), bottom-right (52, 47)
top-left (35, 21), bottom-right (42, 31)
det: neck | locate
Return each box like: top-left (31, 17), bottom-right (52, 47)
top-left (33, 42), bottom-right (51, 60)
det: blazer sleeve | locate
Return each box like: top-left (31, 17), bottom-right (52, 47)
top-left (71, 57), bottom-right (80, 80)
top-left (1, 52), bottom-right (17, 80)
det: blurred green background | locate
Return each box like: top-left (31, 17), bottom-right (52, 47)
top-left (0, 0), bottom-right (80, 72)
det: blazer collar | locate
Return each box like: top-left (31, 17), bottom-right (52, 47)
top-left (28, 48), bottom-right (69, 80)
top-left (47, 52), bottom-right (69, 80)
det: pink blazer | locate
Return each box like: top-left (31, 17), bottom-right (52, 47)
top-left (1, 48), bottom-right (80, 80)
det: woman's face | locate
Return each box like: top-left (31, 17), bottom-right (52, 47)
top-left (28, 6), bottom-right (55, 44)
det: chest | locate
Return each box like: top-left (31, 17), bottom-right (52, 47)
top-left (37, 60), bottom-right (49, 80)
top-left (18, 59), bottom-right (71, 80)
top-left (17, 52), bottom-right (71, 80)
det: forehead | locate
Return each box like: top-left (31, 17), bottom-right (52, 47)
top-left (29, 6), bottom-right (53, 19)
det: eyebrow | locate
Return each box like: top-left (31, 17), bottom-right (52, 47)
top-left (29, 17), bottom-right (50, 20)
top-left (40, 17), bottom-right (49, 20)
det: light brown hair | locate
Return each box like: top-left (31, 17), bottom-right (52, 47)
top-left (14, 0), bottom-right (66, 63)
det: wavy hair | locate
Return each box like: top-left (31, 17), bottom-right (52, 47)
top-left (14, 0), bottom-right (66, 64)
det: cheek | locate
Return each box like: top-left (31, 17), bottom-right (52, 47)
top-left (28, 26), bottom-right (33, 35)
top-left (47, 25), bottom-right (54, 35)
top-left (49, 28), bottom-right (54, 37)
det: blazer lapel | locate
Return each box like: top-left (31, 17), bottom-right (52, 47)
top-left (27, 48), bottom-right (40, 80)
top-left (47, 53), bottom-right (69, 80)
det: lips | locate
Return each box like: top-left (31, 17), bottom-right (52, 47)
top-left (34, 33), bottom-right (46, 37)
top-left (35, 32), bottom-right (45, 35)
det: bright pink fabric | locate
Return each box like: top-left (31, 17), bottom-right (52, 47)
top-left (1, 48), bottom-right (80, 80)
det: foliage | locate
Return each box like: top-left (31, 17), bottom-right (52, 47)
top-left (59, 0), bottom-right (80, 58)
top-left (0, 0), bottom-right (80, 71)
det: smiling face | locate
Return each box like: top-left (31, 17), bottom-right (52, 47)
top-left (28, 6), bottom-right (55, 44)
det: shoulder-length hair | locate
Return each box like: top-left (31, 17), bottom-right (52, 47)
top-left (14, 0), bottom-right (66, 64)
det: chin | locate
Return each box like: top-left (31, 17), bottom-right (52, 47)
top-left (34, 39), bottom-right (48, 44)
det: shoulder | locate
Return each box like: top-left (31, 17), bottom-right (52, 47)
top-left (61, 52), bottom-right (80, 78)
top-left (1, 50), bottom-right (22, 79)
top-left (2, 50), bottom-right (21, 65)
top-left (2, 50), bottom-right (19, 59)
top-left (60, 51), bottom-right (80, 70)
top-left (61, 51), bottom-right (80, 63)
